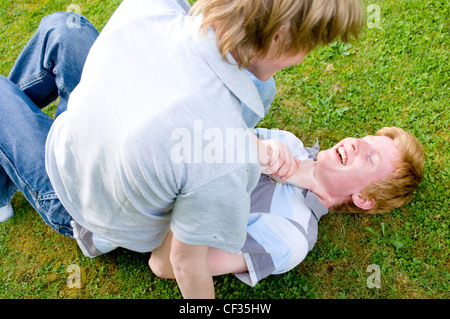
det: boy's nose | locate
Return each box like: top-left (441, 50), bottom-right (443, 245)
top-left (355, 139), bottom-right (373, 155)
top-left (348, 139), bottom-right (359, 154)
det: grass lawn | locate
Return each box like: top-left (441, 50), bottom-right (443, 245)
top-left (0, 0), bottom-right (448, 299)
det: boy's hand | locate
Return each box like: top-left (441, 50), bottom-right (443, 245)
top-left (257, 139), bottom-right (299, 180)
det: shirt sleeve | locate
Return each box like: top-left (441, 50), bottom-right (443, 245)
top-left (235, 213), bottom-right (310, 287)
top-left (170, 164), bottom-right (260, 254)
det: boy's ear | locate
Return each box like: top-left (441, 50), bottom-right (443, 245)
top-left (273, 25), bottom-right (288, 43)
top-left (351, 193), bottom-right (375, 211)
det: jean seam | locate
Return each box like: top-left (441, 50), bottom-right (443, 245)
top-left (53, 67), bottom-right (69, 96)
top-left (16, 70), bottom-right (48, 91)
top-left (0, 148), bottom-right (35, 201)
top-left (36, 195), bottom-right (74, 238)
top-left (0, 141), bottom-right (61, 232)
top-left (39, 193), bottom-right (58, 200)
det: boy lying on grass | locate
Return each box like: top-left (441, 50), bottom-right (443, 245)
top-left (148, 127), bottom-right (424, 286)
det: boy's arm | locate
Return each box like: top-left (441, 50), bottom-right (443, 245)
top-left (170, 237), bottom-right (214, 299)
top-left (149, 230), bottom-right (247, 278)
top-left (253, 132), bottom-right (299, 180)
top-left (148, 230), bottom-right (213, 299)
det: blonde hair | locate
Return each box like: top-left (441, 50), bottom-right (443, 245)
top-left (190, 0), bottom-right (364, 68)
top-left (333, 127), bottom-right (425, 214)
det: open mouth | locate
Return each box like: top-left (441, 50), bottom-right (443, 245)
top-left (337, 146), bottom-right (347, 165)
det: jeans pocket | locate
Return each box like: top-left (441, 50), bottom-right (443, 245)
top-left (37, 192), bottom-right (74, 238)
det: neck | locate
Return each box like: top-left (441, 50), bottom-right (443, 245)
top-left (319, 194), bottom-right (345, 209)
top-left (288, 160), bottom-right (347, 209)
top-left (247, 59), bottom-right (274, 81)
top-left (314, 175), bottom-right (349, 209)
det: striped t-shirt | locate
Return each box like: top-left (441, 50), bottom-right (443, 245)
top-left (235, 129), bottom-right (329, 286)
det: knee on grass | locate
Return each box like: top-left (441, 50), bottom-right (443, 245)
top-left (148, 255), bottom-right (175, 279)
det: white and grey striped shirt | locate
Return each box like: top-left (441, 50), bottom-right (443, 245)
top-left (236, 129), bottom-right (328, 286)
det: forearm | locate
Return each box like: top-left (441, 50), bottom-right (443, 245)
top-left (172, 260), bottom-right (215, 299)
top-left (170, 236), bottom-right (215, 299)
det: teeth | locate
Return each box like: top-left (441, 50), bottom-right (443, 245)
top-left (338, 146), bottom-right (347, 165)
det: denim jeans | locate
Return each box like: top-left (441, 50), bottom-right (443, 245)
top-left (0, 12), bottom-right (98, 237)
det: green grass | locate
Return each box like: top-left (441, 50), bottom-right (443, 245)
top-left (0, 0), bottom-right (448, 299)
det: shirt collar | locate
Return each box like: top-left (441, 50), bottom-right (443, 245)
top-left (188, 15), bottom-right (265, 118)
top-left (304, 190), bottom-right (329, 221)
top-left (302, 141), bottom-right (328, 220)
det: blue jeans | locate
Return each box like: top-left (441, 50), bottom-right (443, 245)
top-left (0, 12), bottom-right (99, 237)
